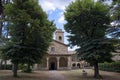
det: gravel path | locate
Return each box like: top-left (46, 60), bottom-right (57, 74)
top-left (0, 70), bottom-right (120, 80)
top-left (47, 71), bottom-right (67, 80)
top-left (100, 71), bottom-right (120, 80)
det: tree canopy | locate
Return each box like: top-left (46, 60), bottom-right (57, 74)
top-left (107, 0), bottom-right (120, 38)
top-left (3, 0), bottom-right (56, 77)
top-left (64, 0), bottom-right (113, 78)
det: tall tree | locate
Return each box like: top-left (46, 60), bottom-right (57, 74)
top-left (64, 0), bottom-right (113, 78)
top-left (0, 0), bottom-right (11, 37)
top-left (107, 0), bottom-right (120, 38)
top-left (0, 0), bottom-right (11, 70)
top-left (0, 0), bottom-right (3, 37)
top-left (4, 0), bottom-right (55, 77)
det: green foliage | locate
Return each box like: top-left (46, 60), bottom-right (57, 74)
top-left (99, 61), bottom-right (120, 72)
top-left (64, 0), bottom-right (113, 78)
top-left (64, 0), bottom-right (112, 64)
top-left (65, 0), bottom-right (110, 45)
top-left (2, 0), bottom-right (55, 76)
top-left (0, 0), bottom-right (2, 14)
top-left (107, 0), bottom-right (120, 38)
top-left (1, 64), bottom-right (12, 70)
top-left (22, 68), bottom-right (32, 73)
top-left (18, 64), bottom-right (32, 73)
top-left (4, 0), bottom-right (55, 65)
top-left (0, 42), bottom-right (10, 62)
top-left (77, 39), bottom-right (113, 65)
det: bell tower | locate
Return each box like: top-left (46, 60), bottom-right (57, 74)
top-left (55, 29), bottom-right (64, 43)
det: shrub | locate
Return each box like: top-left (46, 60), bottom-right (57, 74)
top-left (1, 64), bottom-right (12, 70)
top-left (99, 61), bottom-right (120, 72)
top-left (22, 68), bottom-right (32, 73)
top-left (18, 64), bottom-right (32, 73)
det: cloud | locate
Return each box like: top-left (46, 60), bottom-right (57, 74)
top-left (58, 12), bottom-right (66, 24)
top-left (39, 0), bottom-right (75, 12)
top-left (58, 15), bottom-right (65, 23)
top-left (39, 1), bottom-right (55, 12)
top-left (39, 0), bottom-right (74, 26)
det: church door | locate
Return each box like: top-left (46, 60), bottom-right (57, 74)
top-left (50, 62), bottom-right (56, 70)
top-left (49, 57), bottom-right (57, 70)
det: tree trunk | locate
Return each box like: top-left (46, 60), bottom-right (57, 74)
top-left (13, 63), bottom-right (18, 77)
top-left (4, 60), bottom-right (7, 70)
top-left (26, 63), bottom-right (31, 73)
top-left (0, 60), bottom-right (3, 69)
top-left (0, 0), bottom-right (3, 15)
top-left (0, 18), bottom-right (3, 37)
top-left (93, 61), bottom-right (101, 78)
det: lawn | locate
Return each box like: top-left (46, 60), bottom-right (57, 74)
top-left (0, 69), bottom-right (120, 80)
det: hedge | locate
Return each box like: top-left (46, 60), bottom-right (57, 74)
top-left (99, 61), bottom-right (120, 72)
top-left (1, 64), bottom-right (12, 70)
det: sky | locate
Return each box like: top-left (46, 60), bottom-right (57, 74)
top-left (39, 0), bottom-right (74, 30)
top-left (39, 0), bottom-right (76, 50)
top-left (38, 0), bottom-right (112, 50)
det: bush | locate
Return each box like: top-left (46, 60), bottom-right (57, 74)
top-left (99, 61), bottom-right (120, 72)
top-left (22, 68), bottom-right (32, 73)
top-left (18, 64), bottom-right (32, 73)
top-left (1, 64), bottom-right (12, 70)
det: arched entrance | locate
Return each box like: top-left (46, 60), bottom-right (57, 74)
top-left (72, 63), bottom-right (76, 67)
top-left (77, 63), bottom-right (81, 68)
top-left (49, 57), bottom-right (57, 70)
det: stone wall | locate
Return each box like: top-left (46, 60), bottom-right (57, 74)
top-left (48, 41), bottom-right (68, 54)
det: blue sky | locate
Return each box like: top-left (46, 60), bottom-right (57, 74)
top-left (39, 0), bottom-right (74, 30)
top-left (38, 0), bottom-right (112, 50)
top-left (39, 0), bottom-right (76, 50)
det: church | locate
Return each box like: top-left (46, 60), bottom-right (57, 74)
top-left (34, 29), bottom-right (88, 70)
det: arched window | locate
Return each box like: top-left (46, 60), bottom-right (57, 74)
top-left (72, 63), bottom-right (76, 67)
top-left (51, 47), bottom-right (55, 52)
top-left (59, 36), bottom-right (62, 40)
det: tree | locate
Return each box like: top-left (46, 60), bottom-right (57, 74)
top-left (0, 42), bottom-right (9, 70)
top-left (0, 0), bottom-right (11, 69)
top-left (0, 0), bottom-right (3, 36)
top-left (64, 0), bottom-right (113, 78)
top-left (0, 0), bottom-right (11, 37)
top-left (4, 0), bottom-right (55, 77)
top-left (107, 0), bottom-right (120, 38)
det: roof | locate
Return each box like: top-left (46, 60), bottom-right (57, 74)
top-left (53, 39), bottom-right (68, 46)
top-left (68, 51), bottom-right (76, 54)
top-left (55, 29), bottom-right (64, 34)
top-left (48, 51), bottom-right (76, 55)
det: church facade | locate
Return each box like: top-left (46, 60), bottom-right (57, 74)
top-left (34, 29), bottom-right (88, 70)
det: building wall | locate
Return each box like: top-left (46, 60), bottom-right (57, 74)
top-left (48, 41), bottom-right (68, 54)
top-left (34, 29), bottom-right (89, 70)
